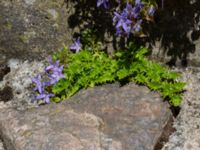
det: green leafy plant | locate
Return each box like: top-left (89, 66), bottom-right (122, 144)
top-left (51, 42), bottom-right (185, 106)
top-left (81, 29), bottom-right (103, 52)
top-left (115, 43), bottom-right (186, 106)
top-left (52, 47), bottom-right (118, 102)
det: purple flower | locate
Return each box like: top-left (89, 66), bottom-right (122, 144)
top-left (49, 73), bottom-right (65, 85)
top-left (113, 2), bottom-right (143, 36)
top-left (45, 60), bottom-right (65, 85)
top-left (35, 92), bottom-right (54, 104)
top-left (97, 0), bottom-right (109, 9)
top-left (32, 59), bottom-right (65, 104)
top-left (70, 37), bottom-right (82, 53)
top-left (45, 60), bottom-right (63, 75)
top-left (133, 19), bottom-right (142, 32)
top-left (135, 0), bottom-right (141, 5)
top-left (32, 75), bottom-right (44, 94)
top-left (148, 6), bottom-right (155, 16)
top-left (113, 11), bottom-right (132, 35)
top-left (132, 0), bottom-right (143, 18)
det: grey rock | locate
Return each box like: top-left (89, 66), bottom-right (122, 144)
top-left (0, 83), bottom-right (172, 150)
top-left (0, 140), bottom-right (4, 150)
top-left (0, 59), bottom-right (45, 110)
top-left (0, 0), bottom-right (75, 61)
top-left (162, 67), bottom-right (200, 150)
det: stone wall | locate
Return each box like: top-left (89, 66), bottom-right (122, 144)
top-left (0, 0), bottom-right (200, 66)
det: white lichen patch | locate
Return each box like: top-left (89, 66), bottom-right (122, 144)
top-left (0, 59), bottom-right (46, 110)
top-left (24, 0), bottom-right (36, 5)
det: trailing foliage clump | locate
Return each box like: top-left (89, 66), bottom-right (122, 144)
top-left (51, 43), bottom-right (185, 106)
top-left (51, 47), bottom-right (118, 102)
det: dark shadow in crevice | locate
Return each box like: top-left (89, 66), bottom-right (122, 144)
top-left (170, 106), bottom-right (181, 118)
top-left (0, 86), bottom-right (13, 102)
top-left (153, 102), bottom-right (181, 149)
top-left (140, 0), bottom-right (200, 67)
top-left (154, 115), bottom-right (175, 150)
top-left (0, 64), bottom-right (10, 81)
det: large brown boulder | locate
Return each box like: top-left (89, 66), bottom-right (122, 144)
top-left (0, 83), bottom-right (172, 150)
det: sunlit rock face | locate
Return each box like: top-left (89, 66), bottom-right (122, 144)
top-left (0, 82), bottom-right (172, 150)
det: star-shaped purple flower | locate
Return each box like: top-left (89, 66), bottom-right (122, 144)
top-left (113, 11), bottom-right (132, 35)
top-left (70, 37), bottom-right (82, 53)
top-left (113, 2), bottom-right (144, 36)
top-left (148, 6), bottom-right (155, 16)
top-left (45, 60), bottom-right (65, 85)
top-left (32, 75), bottom-right (44, 94)
top-left (97, 0), bottom-right (109, 9)
top-left (35, 92), bottom-right (54, 104)
top-left (133, 19), bottom-right (142, 32)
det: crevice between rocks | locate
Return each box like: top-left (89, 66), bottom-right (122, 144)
top-left (0, 64), bottom-right (10, 82)
top-left (0, 129), bottom-right (15, 150)
top-left (154, 106), bottom-right (181, 150)
top-left (0, 86), bottom-right (13, 103)
top-left (0, 63), bottom-right (12, 150)
top-left (0, 63), bottom-right (13, 103)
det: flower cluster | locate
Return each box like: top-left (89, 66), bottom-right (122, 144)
top-left (96, 0), bottom-right (156, 37)
top-left (113, 1), bottom-right (144, 36)
top-left (32, 60), bottom-right (65, 104)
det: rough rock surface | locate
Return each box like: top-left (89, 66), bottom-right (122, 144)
top-left (0, 0), bottom-right (75, 61)
top-left (162, 67), bottom-right (200, 150)
top-left (0, 59), bottom-right (45, 110)
top-left (0, 82), bottom-right (172, 150)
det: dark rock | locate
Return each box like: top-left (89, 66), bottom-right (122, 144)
top-left (0, 83), bottom-right (172, 150)
top-left (0, 64), bottom-right (10, 81)
top-left (154, 116), bottom-right (176, 150)
top-left (0, 86), bottom-right (13, 102)
top-left (0, 0), bottom-right (75, 61)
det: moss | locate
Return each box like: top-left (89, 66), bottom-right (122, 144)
top-left (19, 31), bottom-right (36, 44)
top-left (22, 130), bottom-right (33, 137)
top-left (4, 23), bottom-right (12, 30)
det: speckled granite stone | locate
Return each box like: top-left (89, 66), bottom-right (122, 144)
top-left (162, 67), bottom-right (200, 150)
top-left (0, 82), bottom-right (172, 150)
